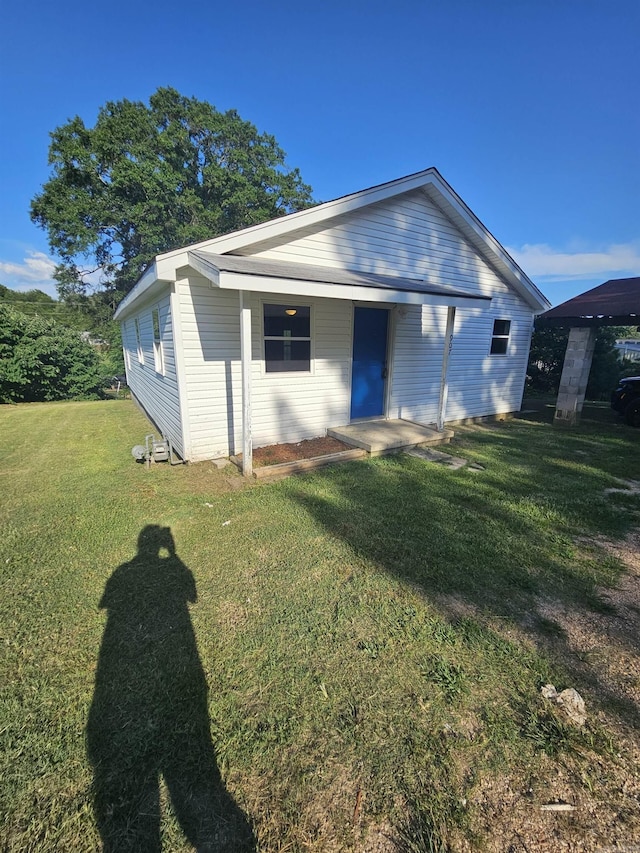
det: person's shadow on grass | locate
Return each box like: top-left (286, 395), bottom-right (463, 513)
top-left (87, 525), bottom-right (255, 852)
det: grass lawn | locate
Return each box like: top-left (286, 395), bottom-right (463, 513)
top-left (1, 399), bottom-right (639, 852)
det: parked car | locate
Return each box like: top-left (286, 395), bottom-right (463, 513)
top-left (611, 376), bottom-right (640, 427)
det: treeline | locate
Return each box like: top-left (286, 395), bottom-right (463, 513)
top-left (0, 284), bottom-right (82, 325)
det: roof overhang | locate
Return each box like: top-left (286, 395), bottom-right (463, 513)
top-left (113, 259), bottom-right (174, 321)
top-left (187, 250), bottom-right (492, 311)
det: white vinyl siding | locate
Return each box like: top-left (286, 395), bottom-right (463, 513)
top-left (176, 278), bottom-right (241, 461)
top-left (389, 296), bottom-right (532, 425)
top-left (445, 297), bottom-right (531, 422)
top-left (239, 189), bottom-right (511, 299)
top-left (387, 304), bottom-right (448, 425)
top-left (120, 293), bottom-right (184, 457)
top-left (177, 276), bottom-right (352, 460)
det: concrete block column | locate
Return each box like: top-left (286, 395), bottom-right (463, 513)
top-left (553, 326), bottom-right (597, 427)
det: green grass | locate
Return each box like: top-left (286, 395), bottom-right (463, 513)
top-left (1, 400), bottom-right (639, 851)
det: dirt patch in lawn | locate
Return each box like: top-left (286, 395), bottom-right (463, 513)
top-left (537, 528), bottom-right (640, 714)
top-left (249, 436), bottom-right (352, 467)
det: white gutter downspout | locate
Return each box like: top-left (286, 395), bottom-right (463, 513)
top-left (239, 291), bottom-right (253, 477)
top-left (437, 307), bottom-right (456, 431)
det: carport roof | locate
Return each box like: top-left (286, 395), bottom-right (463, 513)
top-left (538, 276), bottom-right (640, 327)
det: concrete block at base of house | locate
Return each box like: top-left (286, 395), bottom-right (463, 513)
top-left (211, 457), bottom-right (231, 469)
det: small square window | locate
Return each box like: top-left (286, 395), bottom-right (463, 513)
top-left (490, 318), bottom-right (511, 355)
top-left (263, 304), bottom-right (311, 372)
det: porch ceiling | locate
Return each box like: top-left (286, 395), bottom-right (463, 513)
top-left (187, 250), bottom-right (492, 310)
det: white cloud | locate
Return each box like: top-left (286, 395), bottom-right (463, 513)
top-left (507, 241), bottom-right (640, 281)
top-left (0, 251), bottom-right (58, 297)
top-left (0, 251), bottom-right (111, 299)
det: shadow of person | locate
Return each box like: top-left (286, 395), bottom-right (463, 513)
top-left (87, 525), bottom-right (255, 852)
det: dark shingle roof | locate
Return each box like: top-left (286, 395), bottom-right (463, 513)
top-left (538, 277), bottom-right (640, 326)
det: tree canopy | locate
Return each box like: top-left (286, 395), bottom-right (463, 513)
top-left (31, 87), bottom-right (315, 302)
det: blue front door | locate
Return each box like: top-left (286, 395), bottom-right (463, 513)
top-left (350, 307), bottom-right (389, 420)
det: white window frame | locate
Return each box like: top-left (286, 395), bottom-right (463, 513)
top-left (262, 301), bottom-right (314, 376)
top-left (490, 318), bottom-right (511, 355)
top-left (152, 308), bottom-right (164, 375)
top-left (134, 318), bottom-right (144, 365)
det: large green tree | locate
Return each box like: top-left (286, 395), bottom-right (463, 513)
top-left (31, 87), bottom-right (314, 301)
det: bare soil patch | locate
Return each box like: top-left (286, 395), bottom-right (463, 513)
top-left (538, 529), bottom-right (640, 713)
top-left (250, 436), bottom-right (352, 467)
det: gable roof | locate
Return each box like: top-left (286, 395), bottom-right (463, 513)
top-left (115, 167), bottom-right (550, 319)
top-left (538, 277), bottom-right (640, 327)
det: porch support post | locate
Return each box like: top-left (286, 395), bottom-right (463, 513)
top-left (437, 307), bottom-right (456, 431)
top-left (553, 325), bottom-right (596, 427)
top-left (239, 291), bottom-right (253, 476)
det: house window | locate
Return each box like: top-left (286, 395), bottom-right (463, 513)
top-left (152, 308), bottom-right (164, 375)
top-left (134, 318), bottom-right (144, 364)
top-left (490, 319), bottom-right (511, 355)
top-left (263, 304), bottom-right (311, 372)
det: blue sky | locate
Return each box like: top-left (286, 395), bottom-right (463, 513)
top-left (0, 0), bottom-right (638, 307)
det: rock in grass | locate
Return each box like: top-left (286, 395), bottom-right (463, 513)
top-left (541, 683), bottom-right (587, 726)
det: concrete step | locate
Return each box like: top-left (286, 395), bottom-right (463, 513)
top-left (327, 419), bottom-right (454, 455)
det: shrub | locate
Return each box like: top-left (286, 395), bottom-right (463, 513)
top-left (0, 305), bottom-right (103, 402)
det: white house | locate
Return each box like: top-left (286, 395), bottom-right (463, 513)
top-left (114, 168), bottom-right (550, 474)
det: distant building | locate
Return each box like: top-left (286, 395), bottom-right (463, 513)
top-left (615, 339), bottom-right (640, 361)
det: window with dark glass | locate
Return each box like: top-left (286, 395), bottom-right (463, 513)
top-left (263, 304), bottom-right (311, 372)
top-left (490, 319), bottom-right (511, 355)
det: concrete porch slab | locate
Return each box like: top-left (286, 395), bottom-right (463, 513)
top-left (327, 419), bottom-right (454, 455)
